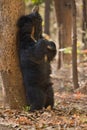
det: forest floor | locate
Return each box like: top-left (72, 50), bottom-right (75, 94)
top-left (0, 59), bottom-right (87, 130)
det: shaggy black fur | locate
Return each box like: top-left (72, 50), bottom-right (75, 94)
top-left (17, 9), bottom-right (56, 111)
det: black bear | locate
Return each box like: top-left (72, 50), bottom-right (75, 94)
top-left (17, 7), bottom-right (56, 111)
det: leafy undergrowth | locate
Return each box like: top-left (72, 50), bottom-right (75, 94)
top-left (0, 61), bottom-right (87, 129)
top-left (0, 92), bottom-right (87, 130)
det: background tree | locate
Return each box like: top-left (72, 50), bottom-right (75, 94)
top-left (0, 0), bottom-right (26, 109)
top-left (72, 0), bottom-right (79, 89)
top-left (44, 0), bottom-right (51, 35)
top-left (54, 0), bottom-right (73, 69)
top-left (82, 0), bottom-right (87, 49)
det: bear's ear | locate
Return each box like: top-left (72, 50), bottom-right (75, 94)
top-left (32, 6), bottom-right (39, 14)
top-left (17, 15), bottom-right (29, 28)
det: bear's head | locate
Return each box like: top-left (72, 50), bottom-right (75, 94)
top-left (17, 6), bottom-right (42, 41)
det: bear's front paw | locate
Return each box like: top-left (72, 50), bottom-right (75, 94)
top-left (47, 41), bottom-right (56, 51)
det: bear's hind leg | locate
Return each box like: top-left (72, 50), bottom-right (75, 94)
top-left (45, 85), bottom-right (54, 109)
top-left (26, 86), bottom-right (45, 111)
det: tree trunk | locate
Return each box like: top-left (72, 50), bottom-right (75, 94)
top-left (72, 0), bottom-right (79, 89)
top-left (0, 0), bottom-right (26, 109)
top-left (82, 0), bottom-right (87, 49)
top-left (44, 0), bottom-right (51, 35)
top-left (54, 0), bottom-right (73, 68)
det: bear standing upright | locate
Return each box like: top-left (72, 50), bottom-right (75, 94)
top-left (17, 7), bottom-right (57, 111)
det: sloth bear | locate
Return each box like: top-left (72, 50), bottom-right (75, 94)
top-left (17, 7), bottom-right (56, 111)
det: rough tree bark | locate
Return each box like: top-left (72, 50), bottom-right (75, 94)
top-left (54, 0), bottom-right (73, 68)
top-left (0, 0), bottom-right (26, 109)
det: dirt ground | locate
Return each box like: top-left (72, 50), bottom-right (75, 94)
top-left (0, 59), bottom-right (87, 130)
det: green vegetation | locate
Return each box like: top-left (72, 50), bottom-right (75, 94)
top-left (23, 106), bottom-right (31, 111)
top-left (24, 0), bottom-right (44, 5)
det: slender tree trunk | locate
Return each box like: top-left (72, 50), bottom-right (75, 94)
top-left (0, 0), bottom-right (26, 109)
top-left (44, 0), bottom-right (51, 35)
top-left (82, 0), bottom-right (87, 49)
top-left (54, 0), bottom-right (73, 68)
top-left (72, 0), bottom-right (79, 89)
top-left (54, 0), bottom-right (63, 69)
